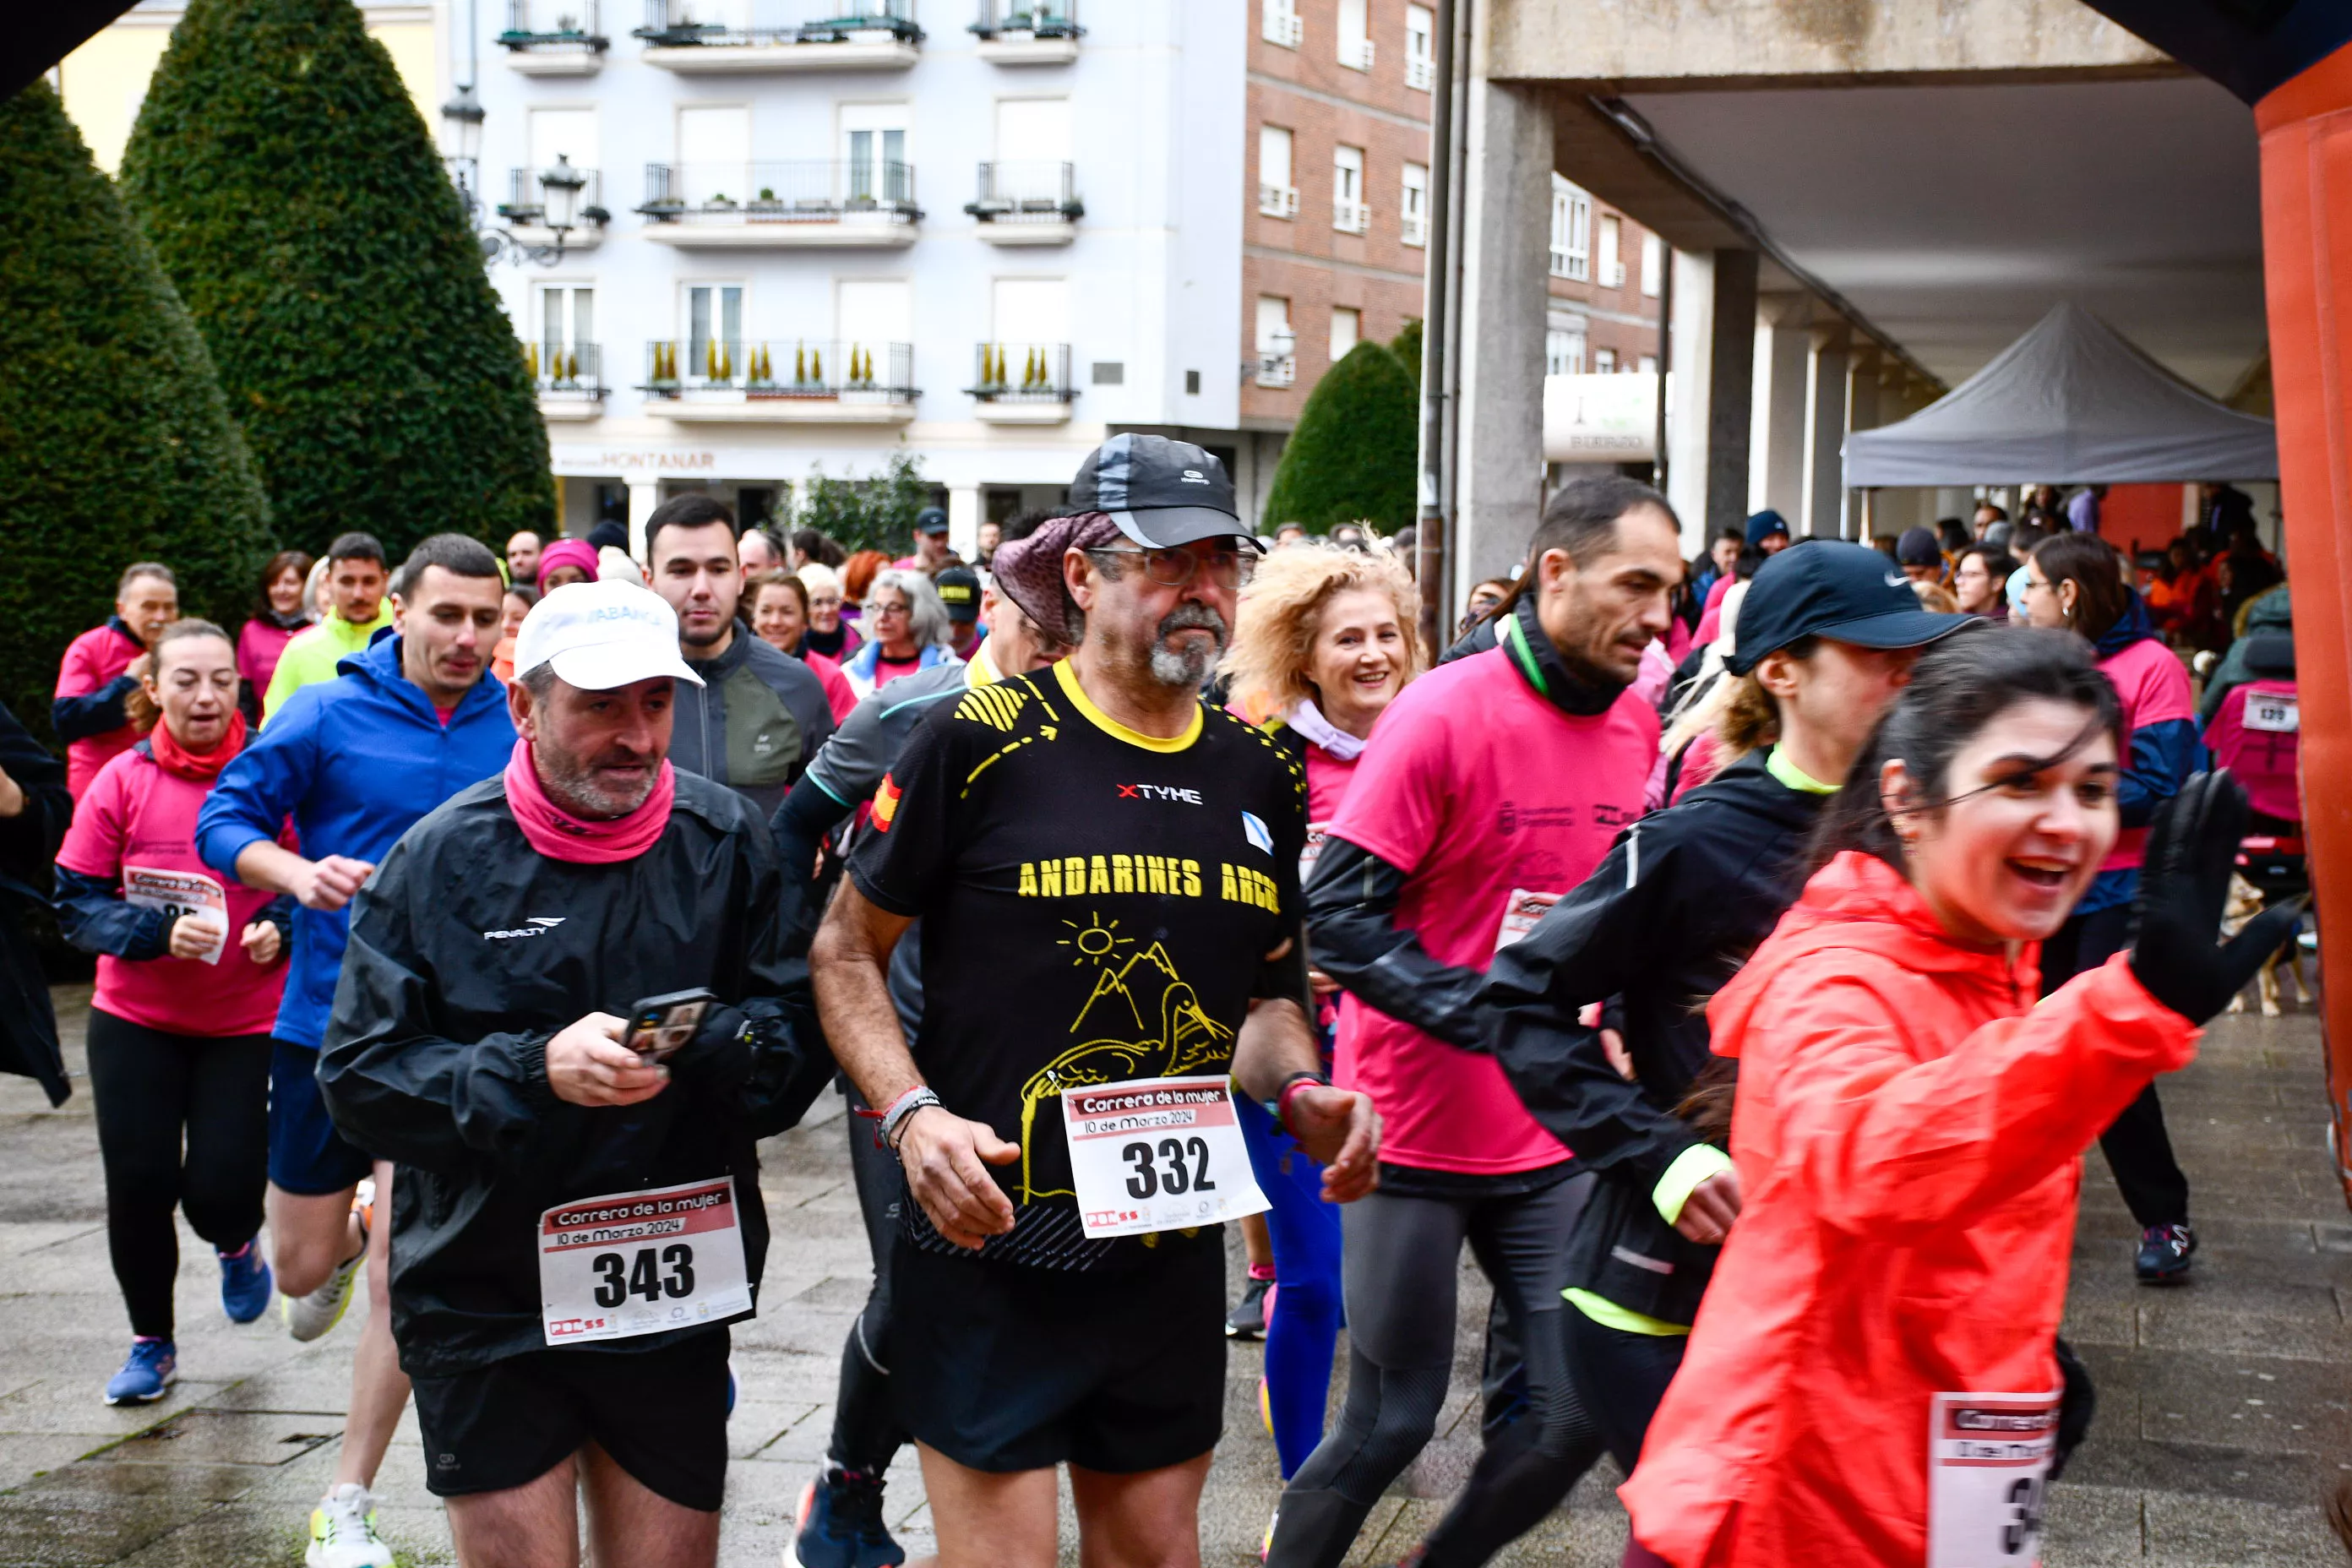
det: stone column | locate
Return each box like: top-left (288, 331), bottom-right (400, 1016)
top-left (627, 477), bottom-right (661, 561)
top-left (1747, 291), bottom-right (1811, 525)
top-left (1452, 77), bottom-right (1552, 591)
top-left (1664, 248), bottom-right (1715, 554)
top-left (947, 484), bottom-right (983, 564)
top-left (1804, 322), bottom-right (1849, 539)
top-left (1702, 249), bottom-right (1760, 547)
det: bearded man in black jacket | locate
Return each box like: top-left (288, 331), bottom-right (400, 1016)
top-left (320, 581), bottom-right (830, 1568)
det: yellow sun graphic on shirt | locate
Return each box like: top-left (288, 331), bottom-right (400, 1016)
top-left (1058, 912), bottom-right (1134, 965)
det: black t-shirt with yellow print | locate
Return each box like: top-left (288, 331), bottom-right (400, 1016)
top-left (850, 657), bottom-right (1309, 1271)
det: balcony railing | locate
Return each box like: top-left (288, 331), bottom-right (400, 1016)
top-left (1262, 3), bottom-right (1301, 47)
top-left (1339, 35), bottom-right (1374, 70)
top-left (501, 0), bottom-right (608, 49)
top-left (1258, 182), bottom-right (1298, 219)
top-left (644, 339), bottom-right (917, 400)
top-left (639, 161), bottom-right (920, 223)
top-left (529, 341), bottom-right (607, 399)
top-left (634, 0), bottom-right (921, 46)
top-left (1333, 197), bottom-right (1369, 234)
top-left (968, 342), bottom-right (1074, 401)
top-left (966, 162), bottom-right (1081, 222)
top-left (970, 0), bottom-right (1077, 37)
top-left (1406, 51), bottom-right (1434, 90)
top-left (499, 166), bottom-right (610, 226)
top-left (1402, 205), bottom-right (1427, 246)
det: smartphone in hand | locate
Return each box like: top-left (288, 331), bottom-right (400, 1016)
top-left (624, 988), bottom-right (717, 1061)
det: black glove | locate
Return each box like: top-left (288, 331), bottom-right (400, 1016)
top-left (2127, 770), bottom-right (2307, 1026)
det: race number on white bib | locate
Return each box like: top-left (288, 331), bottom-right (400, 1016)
top-left (1926, 1389), bottom-right (2058, 1568)
top-left (1493, 889), bottom-right (1562, 955)
top-left (1300, 821), bottom-right (1331, 885)
top-left (1064, 1075), bottom-right (1271, 1239)
top-left (122, 866), bottom-right (228, 965)
top-left (537, 1176), bottom-right (753, 1347)
top-left (2246, 689), bottom-right (2299, 734)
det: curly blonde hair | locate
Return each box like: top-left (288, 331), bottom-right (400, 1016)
top-left (1222, 541), bottom-right (1423, 721)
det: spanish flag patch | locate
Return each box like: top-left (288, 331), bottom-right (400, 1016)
top-left (872, 773), bottom-right (901, 831)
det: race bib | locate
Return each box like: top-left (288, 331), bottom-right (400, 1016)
top-left (1300, 821), bottom-right (1331, 885)
top-left (1493, 888), bottom-right (1562, 955)
top-left (537, 1176), bottom-right (753, 1347)
top-left (122, 866), bottom-right (228, 965)
top-left (2246, 689), bottom-right (2299, 734)
top-left (1926, 1389), bottom-right (2059, 1568)
top-left (1063, 1075), bottom-right (1271, 1239)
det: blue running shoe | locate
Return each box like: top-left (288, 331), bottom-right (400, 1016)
top-left (792, 1466), bottom-right (906, 1568)
top-left (105, 1338), bottom-right (177, 1406)
top-left (219, 1241), bottom-right (273, 1325)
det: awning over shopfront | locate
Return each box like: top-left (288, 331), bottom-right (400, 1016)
top-left (1843, 301), bottom-right (2277, 486)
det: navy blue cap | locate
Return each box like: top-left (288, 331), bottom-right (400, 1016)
top-left (914, 507), bottom-right (950, 535)
top-left (1745, 509), bottom-right (1791, 548)
top-left (1070, 433), bottom-right (1243, 548)
top-left (1723, 540), bottom-right (1972, 674)
top-left (1896, 526), bottom-right (1942, 567)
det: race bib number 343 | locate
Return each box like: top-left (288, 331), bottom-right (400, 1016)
top-left (1063, 1075), bottom-right (1271, 1239)
top-left (538, 1176), bottom-right (752, 1347)
top-left (1926, 1389), bottom-right (2058, 1568)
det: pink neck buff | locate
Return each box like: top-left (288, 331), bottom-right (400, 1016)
top-left (502, 738), bottom-right (675, 863)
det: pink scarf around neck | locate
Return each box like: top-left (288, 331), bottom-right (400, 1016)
top-left (503, 738), bottom-right (675, 863)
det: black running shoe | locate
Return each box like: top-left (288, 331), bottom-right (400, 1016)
top-left (1226, 1273), bottom-right (1271, 1340)
top-left (2135, 1223), bottom-right (2196, 1284)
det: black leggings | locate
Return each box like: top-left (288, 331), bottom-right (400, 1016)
top-left (1266, 1172), bottom-right (1604, 1568)
top-left (825, 1082), bottom-right (910, 1476)
top-left (84, 1009), bottom-right (271, 1339)
top-left (1560, 1307), bottom-right (1687, 1475)
top-left (2041, 905), bottom-right (2191, 1228)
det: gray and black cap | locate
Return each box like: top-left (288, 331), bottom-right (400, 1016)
top-left (1069, 433), bottom-right (1246, 549)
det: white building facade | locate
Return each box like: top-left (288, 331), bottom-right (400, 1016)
top-left (459, 0), bottom-right (1251, 555)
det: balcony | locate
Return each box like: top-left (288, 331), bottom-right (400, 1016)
top-left (1261, 3), bottom-right (1301, 48)
top-left (634, 0), bottom-right (921, 71)
top-left (967, 342), bottom-right (1075, 422)
top-left (966, 161), bottom-right (1081, 245)
top-left (1333, 197), bottom-right (1369, 235)
top-left (1255, 351), bottom-right (1296, 389)
top-left (498, 165), bottom-right (610, 250)
top-left (1402, 206), bottom-right (1426, 247)
top-left (971, 0), bottom-right (1079, 63)
top-left (637, 161), bottom-right (921, 247)
top-left (500, 0), bottom-right (609, 72)
top-left (1339, 35), bottom-right (1374, 71)
top-left (1258, 183), bottom-right (1298, 220)
top-left (644, 340), bottom-right (918, 422)
top-left (1406, 51), bottom-right (1434, 90)
top-left (529, 341), bottom-right (607, 421)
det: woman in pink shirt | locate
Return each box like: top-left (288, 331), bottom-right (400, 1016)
top-left (234, 550), bottom-right (314, 723)
top-left (1221, 542), bottom-right (1424, 1482)
top-left (54, 620), bottom-right (294, 1406)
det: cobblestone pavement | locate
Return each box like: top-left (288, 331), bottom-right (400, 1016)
top-left (1, 983), bottom-right (2348, 1565)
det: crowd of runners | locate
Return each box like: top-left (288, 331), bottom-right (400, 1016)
top-left (0, 433), bottom-right (2306, 1568)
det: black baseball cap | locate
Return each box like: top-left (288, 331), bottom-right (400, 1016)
top-left (1723, 540), bottom-right (1973, 674)
top-left (1069, 433), bottom-right (1245, 549)
top-left (914, 507), bottom-right (950, 536)
top-left (934, 565), bottom-right (981, 622)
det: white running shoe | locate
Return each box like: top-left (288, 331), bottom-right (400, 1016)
top-left (282, 1244), bottom-right (364, 1342)
top-left (306, 1484), bottom-right (395, 1568)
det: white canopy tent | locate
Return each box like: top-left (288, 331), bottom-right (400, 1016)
top-left (1843, 302), bottom-right (2277, 487)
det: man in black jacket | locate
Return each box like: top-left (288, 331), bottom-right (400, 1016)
top-left (0, 700), bottom-right (73, 1106)
top-left (1480, 541), bottom-right (1965, 1470)
top-left (320, 580), bottom-right (830, 1568)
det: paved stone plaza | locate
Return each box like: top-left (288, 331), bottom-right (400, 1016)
top-left (1, 983), bottom-right (2348, 1565)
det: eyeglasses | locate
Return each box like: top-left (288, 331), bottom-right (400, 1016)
top-left (1084, 543), bottom-right (1258, 590)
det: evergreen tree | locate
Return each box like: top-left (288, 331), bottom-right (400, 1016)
top-left (120, 0), bottom-right (552, 560)
top-left (0, 82), bottom-right (272, 745)
top-left (1262, 340), bottom-right (1418, 535)
top-left (1390, 317), bottom-right (1424, 389)
top-left (796, 451), bottom-right (932, 555)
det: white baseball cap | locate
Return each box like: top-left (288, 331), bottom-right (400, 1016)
top-left (513, 580), bottom-right (705, 692)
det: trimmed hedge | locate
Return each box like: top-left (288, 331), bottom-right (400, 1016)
top-left (120, 0), bottom-right (553, 560)
top-left (1263, 340), bottom-right (1418, 535)
top-left (0, 82), bottom-right (272, 747)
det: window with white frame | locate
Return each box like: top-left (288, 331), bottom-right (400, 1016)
top-left (1640, 233), bottom-right (1664, 297)
top-left (1261, 0), bottom-right (1301, 48)
top-left (1331, 307), bottom-right (1360, 362)
top-left (1255, 296), bottom-right (1295, 386)
top-left (678, 104), bottom-right (748, 209)
top-left (1598, 215), bottom-right (1624, 288)
top-left (841, 102), bottom-right (911, 204)
top-left (1545, 322), bottom-right (1585, 376)
top-left (1332, 144), bottom-right (1368, 233)
top-left (1405, 4), bottom-right (1434, 90)
top-left (1549, 176), bottom-right (1590, 280)
top-left (1638, 353), bottom-right (1659, 373)
top-left (1400, 161), bottom-right (1429, 247)
top-left (1594, 346), bottom-right (1618, 373)
top-left (1258, 125), bottom-right (1297, 218)
top-left (1337, 0), bottom-right (1373, 69)
top-left (684, 282), bottom-right (743, 384)
top-left (837, 278), bottom-right (911, 384)
top-left (538, 284), bottom-right (593, 383)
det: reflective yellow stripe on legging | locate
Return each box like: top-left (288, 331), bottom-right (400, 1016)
top-left (1564, 1288), bottom-right (1691, 1337)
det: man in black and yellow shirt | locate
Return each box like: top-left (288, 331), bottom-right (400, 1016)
top-left (813, 436), bottom-right (1378, 1567)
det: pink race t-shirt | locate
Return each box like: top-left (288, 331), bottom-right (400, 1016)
top-left (1327, 647), bottom-right (1658, 1173)
top-left (2098, 637), bottom-right (2196, 874)
top-left (55, 622), bottom-right (145, 799)
top-left (55, 747), bottom-right (290, 1037)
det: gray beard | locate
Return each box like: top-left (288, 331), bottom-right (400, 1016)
top-left (1146, 604), bottom-right (1228, 688)
top-left (536, 743), bottom-right (657, 819)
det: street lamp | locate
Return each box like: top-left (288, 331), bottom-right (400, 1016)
top-left (540, 154), bottom-right (587, 235)
top-left (440, 85), bottom-right (593, 265)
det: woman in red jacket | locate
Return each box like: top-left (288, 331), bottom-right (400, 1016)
top-left (1621, 628), bottom-right (2298, 1568)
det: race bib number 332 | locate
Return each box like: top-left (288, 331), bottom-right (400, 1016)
top-left (1063, 1075), bottom-right (1271, 1239)
top-left (537, 1176), bottom-right (752, 1347)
